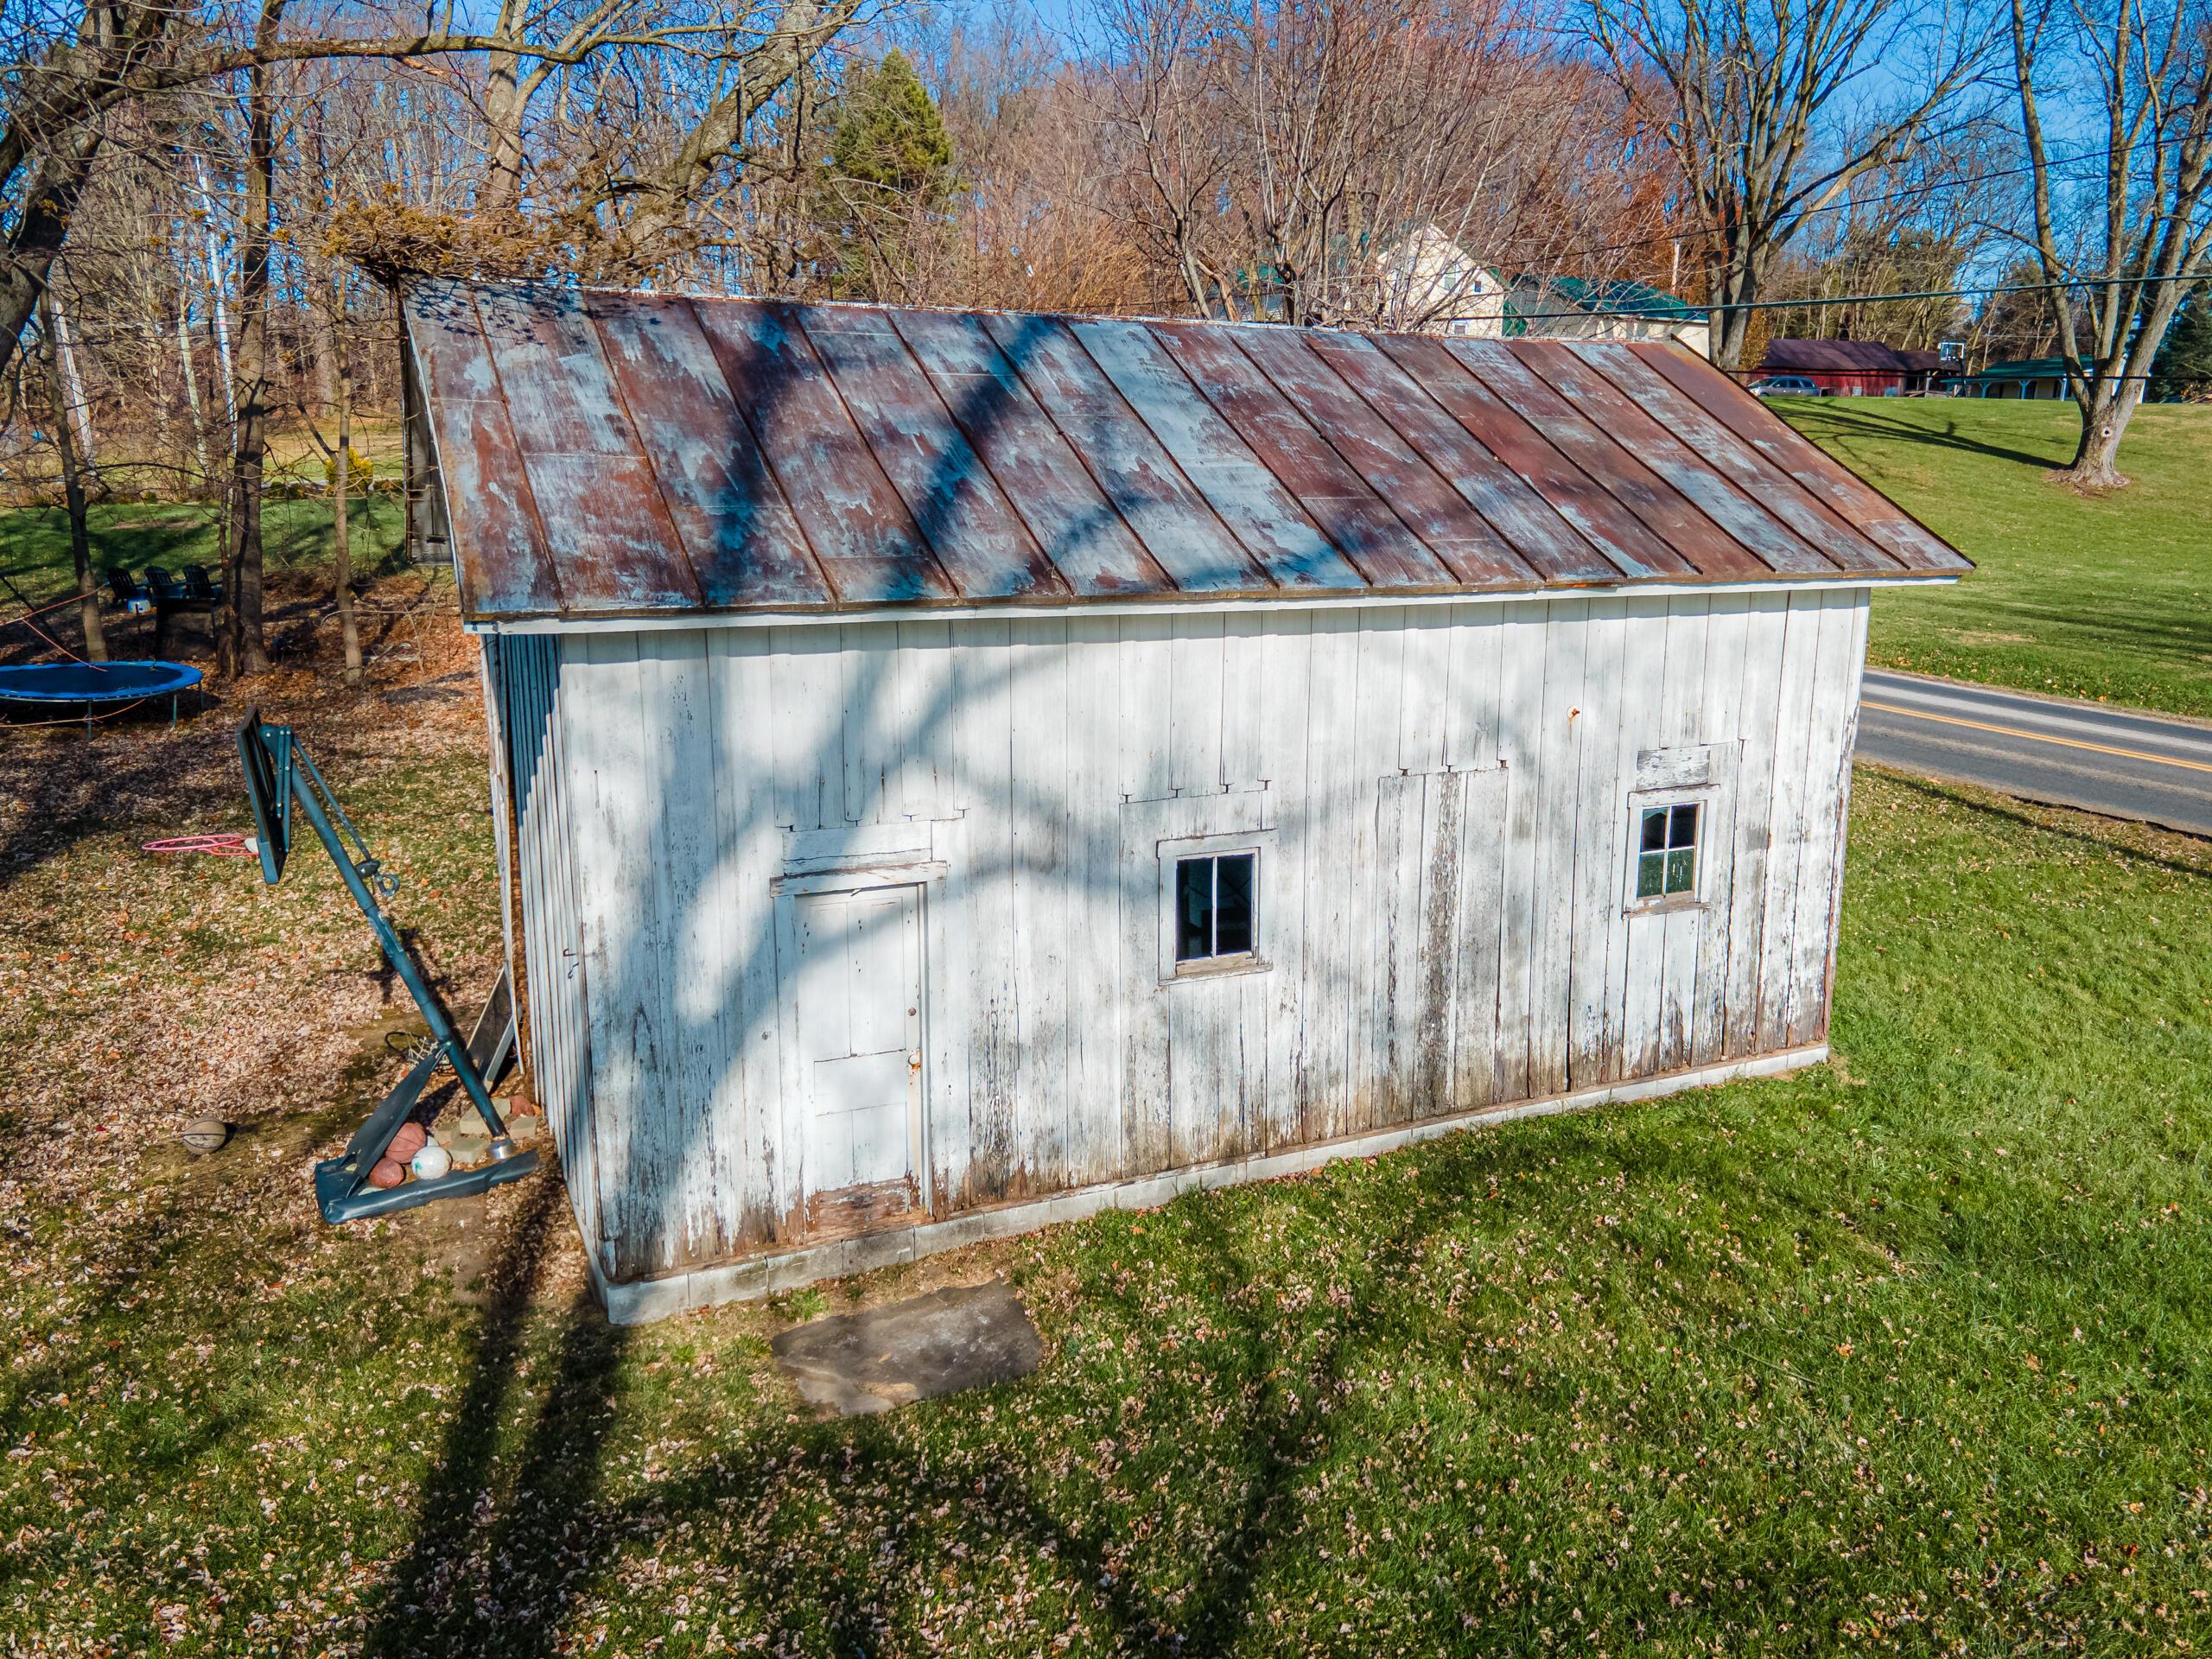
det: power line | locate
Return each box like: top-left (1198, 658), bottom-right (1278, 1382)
top-left (1502, 270), bottom-right (2209, 327)
top-left (1495, 129), bottom-right (2190, 283)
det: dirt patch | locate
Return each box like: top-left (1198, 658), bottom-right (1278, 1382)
top-left (772, 1280), bottom-right (1044, 1417)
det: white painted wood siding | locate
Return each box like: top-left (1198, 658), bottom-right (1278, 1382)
top-left (513, 589), bottom-right (1869, 1283)
top-left (493, 634), bottom-right (599, 1251)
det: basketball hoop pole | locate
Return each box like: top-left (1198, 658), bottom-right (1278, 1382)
top-left (237, 708), bottom-right (537, 1222)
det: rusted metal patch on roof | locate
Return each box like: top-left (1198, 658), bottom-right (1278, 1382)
top-left (401, 283), bottom-right (1971, 623)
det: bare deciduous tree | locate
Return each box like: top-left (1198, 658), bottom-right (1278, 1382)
top-left (1585, 0), bottom-right (1997, 368)
top-left (2012, 0), bottom-right (2212, 487)
top-left (0, 0), bottom-right (870, 378)
top-left (216, 0), bottom-right (279, 679)
top-left (33, 282), bottom-right (102, 660)
top-left (1088, 0), bottom-right (1665, 330)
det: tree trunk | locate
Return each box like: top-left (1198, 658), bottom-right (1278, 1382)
top-left (50, 294), bottom-right (97, 471)
top-left (219, 37), bottom-right (279, 679)
top-left (480, 57), bottom-right (529, 213)
top-left (1707, 245), bottom-right (1762, 371)
top-left (331, 283), bottom-right (363, 687)
top-left (175, 294), bottom-right (213, 489)
top-left (0, 130), bottom-right (104, 385)
top-left (37, 287), bottom-right (105, 663)
top-left (2056, 376), bottom-right (2142, 491)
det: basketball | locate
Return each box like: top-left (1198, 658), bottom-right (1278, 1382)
top-left (389, 1122), bottom-right (428, 1160)
top-left (179, 1118), bottom-right (231, 1154)
top-left (368, 1158), bottom-right (406, 1189)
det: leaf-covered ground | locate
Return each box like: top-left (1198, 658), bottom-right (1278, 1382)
top-left (1, 596), bottom-right (2209, 1656)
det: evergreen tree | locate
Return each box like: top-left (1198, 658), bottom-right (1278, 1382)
top-left (828, 50), bottom-right (955, 212)
top-left (813, 49), bottom-right (957, 298)
top-left (2149, 287), bottom-right (2212, 402)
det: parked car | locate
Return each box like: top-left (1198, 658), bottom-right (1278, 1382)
top-left (1748, 374), bottom-right (1821, 397)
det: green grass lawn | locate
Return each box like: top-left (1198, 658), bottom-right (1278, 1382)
top-left (1776, 397), bottom-right (2212, 719)
top-left (1, 419), bottom-right (406, 505)
top-left (0, 493), bottom-right (413, 610)
top-left (2, 701), bottom-right (2207, 1653)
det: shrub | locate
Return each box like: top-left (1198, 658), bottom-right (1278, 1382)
top-left (323, 448), bottom-right (375, 495)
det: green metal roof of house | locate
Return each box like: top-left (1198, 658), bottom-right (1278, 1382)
top-left (1964, 357), bottom-right (2067, 379)
top-left (1501, 276), bottom-right (1700, 337)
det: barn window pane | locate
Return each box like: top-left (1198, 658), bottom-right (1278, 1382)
top-left (1175, 857), bottom-right (1213, 961)
top-left (1215, 854), bottom-right (1255, 954)
top-left (1635, 804), bottom-right (1700, 900)
top-left (1174, 852), bottom-right (1259, 963)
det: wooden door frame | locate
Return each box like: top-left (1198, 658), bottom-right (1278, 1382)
top-left (771, 861), bottom-right (944, 1233)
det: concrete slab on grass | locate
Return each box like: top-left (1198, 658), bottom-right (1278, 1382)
top-left (771, 1281), bottom-right (1043, 1417)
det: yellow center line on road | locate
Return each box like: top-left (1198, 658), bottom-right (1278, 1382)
top-left (1860, 700), bottom-right (2212, 776)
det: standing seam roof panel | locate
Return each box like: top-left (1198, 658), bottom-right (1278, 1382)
top-left (405, 283), bottom-right (564, 616)
top-left (1361, 333), bottom-right (1677, 581)
top-left (1147, 321), bottom-right (1459, 589)
top-left (887, 308), bottom-right (1170, 596)
top-left (584, 292), bottom-right (833, 608)
top-left (1221, 325), bottom-right (1541, 587)
top-left (692, 302), bottom-right (957, 604)
top-left (794, 305), bottom-right (1066, 602)
top-left (1505, 339), bottom-right (1838, 575)
top-left (473, 284), bottom-right (703, 611)
top-left (1632, 346), bottom-right (1967, 572)
top-left (1304, 330), bottom-right (1619, 581)
top-left (1446, 338), bottom-right (1770, 580)
top-left (1070, 318), bottom-right (1364, 591)
top-left (981, 313), bottom-right (1263, 594)
top-left (1573, 343), bottom-right (1904, 573)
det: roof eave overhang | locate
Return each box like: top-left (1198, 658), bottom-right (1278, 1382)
top-left (463, 571), bottom-right (1961, 635)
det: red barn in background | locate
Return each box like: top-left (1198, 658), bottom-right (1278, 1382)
top-left (1758, 339), bottom-right (1944, 395)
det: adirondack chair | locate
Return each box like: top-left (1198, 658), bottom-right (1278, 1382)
top-left (105, 568), bottom-right (152, 615)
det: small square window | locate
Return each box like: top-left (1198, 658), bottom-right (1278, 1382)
top-left (1174, 851), bottom-right (1257, 963)
top-left (1634, 803), bottom-right (1700, 900)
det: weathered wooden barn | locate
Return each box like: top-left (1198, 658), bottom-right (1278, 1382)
top-left (401, 281), bottom-right (1968, 1322)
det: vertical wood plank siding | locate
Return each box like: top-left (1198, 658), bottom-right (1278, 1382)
top-left (520, 591), bottom-right (1867, 1284)
top-left (494, 634), bottom-right (599, 1256)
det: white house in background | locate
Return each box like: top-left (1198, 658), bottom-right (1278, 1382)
top-left (1372, 223), bottom-right (1512, 336)
top-left (403, 282), bottom-right (1967, 1321)
top-left (1374, 225), bottom-right (1712, 358)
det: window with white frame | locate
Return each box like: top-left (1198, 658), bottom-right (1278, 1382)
top-left (1173, 851), bottom-right (1256, 964)
top-left (1634, 803), bottom-right (1701, 901)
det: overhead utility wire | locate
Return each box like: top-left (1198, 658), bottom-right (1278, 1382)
top-left (1502, 270), bottom-right (2209, 327)
top-left (1498, 129), bottom-right (2190, 276)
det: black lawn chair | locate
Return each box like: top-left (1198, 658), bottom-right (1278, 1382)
top-left (105, 568), bottom-right (151, 613)
top-left (182, 564), bottom-right (222, 605)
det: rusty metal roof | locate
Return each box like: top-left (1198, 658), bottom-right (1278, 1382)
top-left (403, 281), bottom-right (1968, 623)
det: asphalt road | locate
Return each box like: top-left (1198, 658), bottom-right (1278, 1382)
top-left (1856, 670), bottom-right (2212, 838)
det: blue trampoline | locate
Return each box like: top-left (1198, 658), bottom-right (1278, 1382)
top-left (0, 660), bottom-right (204, 724)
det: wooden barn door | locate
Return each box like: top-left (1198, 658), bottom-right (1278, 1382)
top-left (792, 885), bottom-right (927, 1240)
